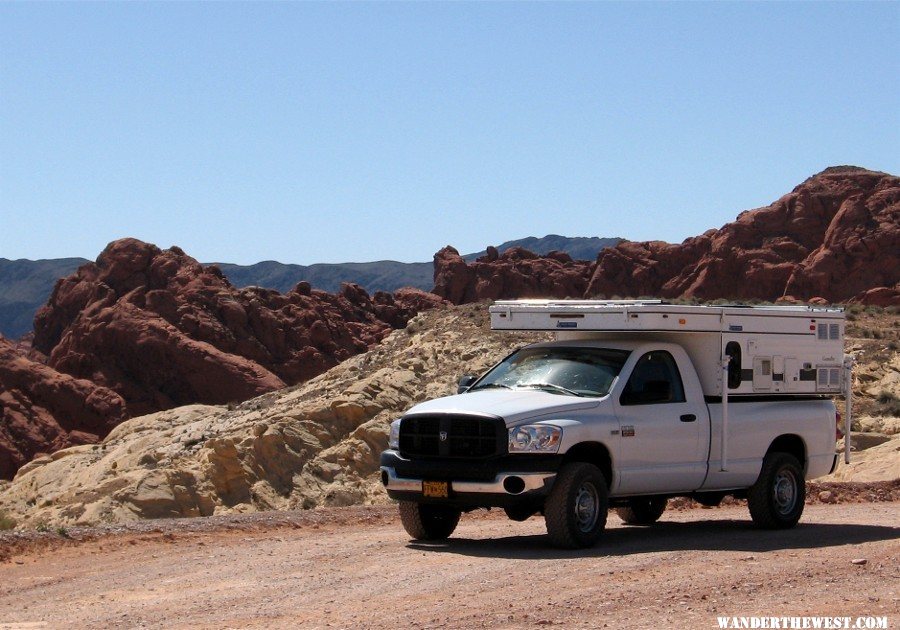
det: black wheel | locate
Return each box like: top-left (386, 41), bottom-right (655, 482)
top-left (398, 501), bottom-right (461, 540)
top-left (616, 496), bottom-right (667, 525)
top-left (544, 462), bottom-right (609, 548)
top-left (504, 505), bottom-right (535, 522)
top-left (747, 452), bottom-right (805, 529)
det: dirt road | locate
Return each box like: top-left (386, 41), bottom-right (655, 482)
top-left (1, 503), bottom-right (898, 629)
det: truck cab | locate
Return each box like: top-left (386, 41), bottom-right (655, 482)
top-left (381, 300), bottom-right (849, 548)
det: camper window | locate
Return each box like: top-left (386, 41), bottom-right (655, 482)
top-left (726, 341), bottom-right (742, 389)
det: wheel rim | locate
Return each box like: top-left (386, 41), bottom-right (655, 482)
top-left (773, 467), bottom-right (798, 515)
top-left (574, 482), bottom-right (600, 532)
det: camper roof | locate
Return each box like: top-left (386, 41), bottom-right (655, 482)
top-left (489, 299), bottom-right (844, 334)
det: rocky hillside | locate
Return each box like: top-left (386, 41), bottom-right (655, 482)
top-left (0, 305), bottom-right (547, 526)
top-left (1, 167), bottom-right (897, 485)
top-left (0, 239), bottom-right (445, 481)
top-left (1, 235), bottom-right (620, 338)
top-left (1, 304), bottom-right (896, 529)
top-left (433, 167), bottom-right (900, 306)
top-left (32, 238), bottom-right (443, 419)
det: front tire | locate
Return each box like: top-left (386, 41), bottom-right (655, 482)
top-left (747, 452), bottom-right (805, 529)
top-left (616, 497), bottom-right (667, 525)
top-left (544, 462), bottom-right (609, 548)
top-left (398, 502), bottom-right (461, 540)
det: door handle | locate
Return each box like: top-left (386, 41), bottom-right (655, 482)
top-left (680, 414), bottom-right (697, 422)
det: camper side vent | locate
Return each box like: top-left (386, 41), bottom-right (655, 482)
top-left (829, 323), bottom-right (840, 340)
top-left (816, 366), bottom-right (841, 392)
top-left (817, 323), bottom-right (828, 340)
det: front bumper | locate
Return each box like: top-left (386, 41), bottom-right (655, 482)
top-left (380, 449), bottom-right (560, 508)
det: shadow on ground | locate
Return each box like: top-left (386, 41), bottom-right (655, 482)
top-left (408, 518), bottom-right (900, 560)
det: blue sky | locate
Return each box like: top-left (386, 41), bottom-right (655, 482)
top-left (1, 2), bottom-right (898, 265)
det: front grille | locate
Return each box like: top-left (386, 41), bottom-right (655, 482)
top-left (399, 414), bottom-right (506, 459)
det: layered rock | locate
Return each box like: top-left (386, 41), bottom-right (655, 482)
top-left (432, 167), bottom-right (899, 305)
top-left (32, 238), bottom-right (443, 420)
top-left (0, 336), bottom-right (126, 479)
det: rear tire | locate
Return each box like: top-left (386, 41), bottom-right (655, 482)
top-left (616, 497), bottom-right (667, 525)
top-left (747, 452), bottom-right (805, 529)
top-left (544, 462), bottom-right (609, 548)
top-left (398, 501), bottom-right (461, 540)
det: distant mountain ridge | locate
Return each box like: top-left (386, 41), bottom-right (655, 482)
top-left (0, 235), bottom-right (620, 338)
top-left (0, 258), bottom-right (90, 339)
top-left (214, 260), bottom-right (434, 295)
top-left (215, 235), bottom-right (621, 294)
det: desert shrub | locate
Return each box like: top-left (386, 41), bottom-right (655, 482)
top-left (875, 391), bottom-right (900, 417)
top-left (0, 510), bottom-right (16, 530)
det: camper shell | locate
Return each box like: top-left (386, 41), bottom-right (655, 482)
top-left (489, 299), bottom-right (847, 398)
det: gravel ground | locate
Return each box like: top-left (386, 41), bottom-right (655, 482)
top-left (0, 494), bottom-right (897, 629)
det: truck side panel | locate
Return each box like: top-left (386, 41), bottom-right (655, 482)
top-left (701, 399), bottom-right (836, 490)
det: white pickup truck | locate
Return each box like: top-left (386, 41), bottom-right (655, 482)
top-left (381, 300), bottom-right (850, 548)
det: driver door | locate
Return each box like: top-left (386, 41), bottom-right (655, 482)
top-left (613, 350), bottom-right (707, 495)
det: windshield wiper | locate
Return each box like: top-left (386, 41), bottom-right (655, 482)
top-left (518, 383), bottom-right (584, 397)
top-left (470, 383), bottom-right (512, 391)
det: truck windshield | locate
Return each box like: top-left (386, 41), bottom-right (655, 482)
top-left (471, 347), bottom-right (631, 398)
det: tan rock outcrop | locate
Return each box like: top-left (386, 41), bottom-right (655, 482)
top-left (0, 305), bottom-right (546, 527)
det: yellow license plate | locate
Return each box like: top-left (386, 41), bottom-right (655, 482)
top-left (422, 481), bottom-right (449, 498)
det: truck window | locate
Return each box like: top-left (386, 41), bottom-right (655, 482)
top-left (470, 346), bottom-right (631, 398)
top-left (620, 351), bottom-right (686, 405)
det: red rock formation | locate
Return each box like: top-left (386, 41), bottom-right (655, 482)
top-left (587, 167), bottom-right (899, 303)
top-left (432, 246), bottom-right (594, 304)
top-left (0, 335), bottom-right (126, 479)
top-left (33, 239), bottom-right (444, 419)
top-left (848, 286), bottom-right (900, 307)
top-left (432, 168), bottom-right (898, 305)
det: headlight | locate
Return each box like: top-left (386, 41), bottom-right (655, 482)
top-left (508, 424), bottom-right (562, 453)
top-left (388, 419), bottom-right (402, 450)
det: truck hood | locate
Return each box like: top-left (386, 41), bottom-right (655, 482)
top-left (403, 389), bottom-right (602, 426)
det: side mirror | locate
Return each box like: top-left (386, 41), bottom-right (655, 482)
top-left (457, 374), bottom-right (478, 394)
